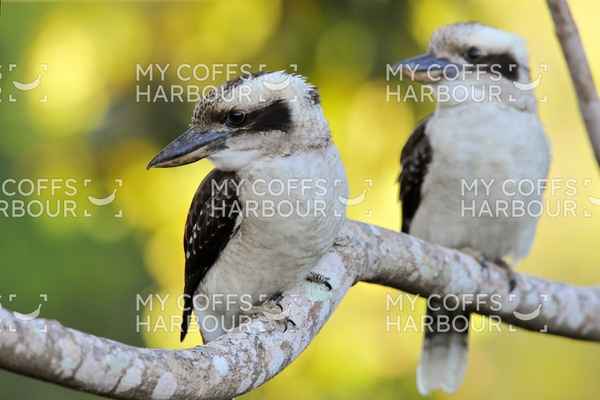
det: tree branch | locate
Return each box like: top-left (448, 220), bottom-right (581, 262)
top-left (547, 0), bottom-right (600, 166)
top-left (1, 220), bottom-right (599, 399)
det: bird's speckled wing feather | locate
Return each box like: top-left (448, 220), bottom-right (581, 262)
top-left (399, 116), bottom-right (433, 234)
top-left (181, 169), bottom-right (241, 342)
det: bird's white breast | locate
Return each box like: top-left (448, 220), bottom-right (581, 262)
top-left (411, 102), bottom-right (550, 261)
top-left (197, 144), bottom-right (347, 340)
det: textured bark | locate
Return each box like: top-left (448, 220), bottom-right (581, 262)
top-left (1, 220), bottom-right (600, 400)
top-left (547, 0), bottom-right (600, 165)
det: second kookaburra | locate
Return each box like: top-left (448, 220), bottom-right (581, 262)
top-left (396, 23), bottom-right (550, 394)
top-left (148, 71), bottom-right (347, 343)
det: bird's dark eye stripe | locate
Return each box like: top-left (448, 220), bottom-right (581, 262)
top-left (246, 99), bottom-right (292, 133)
top-left (212, 99), bottom-right (292, 133)
top-left (469, 52), bottom-right (520, 81)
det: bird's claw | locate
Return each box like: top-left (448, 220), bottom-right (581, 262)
top-left (244, 302), bottom-right (283, 318)
top-left (306, 272), bottom-right (333, 291)
top-left (478, 257), bottom-right (517, 293)
top-left (242, 295), bottom-right (296, 332)
top-left (508, 275), bottom-right (517, 292)
top-left (479, 258), bottom-right (492, 270)
top-left (494, 258), bottom-right (518, 292)
top-left (283, 317), bottom-right (297, 333)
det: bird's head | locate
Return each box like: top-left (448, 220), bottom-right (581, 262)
top-left (396, 23), bottom-right (534, 109)
top-left (147, 71), bottom-right (327, 171)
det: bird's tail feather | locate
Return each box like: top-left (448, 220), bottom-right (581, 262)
top-left (417, 299), bottom-right (469, 395)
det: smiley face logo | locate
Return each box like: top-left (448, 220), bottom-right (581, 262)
top-left (509, 293), bottom-right (549, 332)
top-left (338, 179), bottom-right (373, 207)
top-left (259, 65), bottom-right (300, 101)
top-left (2, 64), bottom-right (48, 103)
top-left (512, 63), bottom-right (548, 103)
top-left (589, 196), bottom-right (600, 206)
top-left (12, 66), bottom-right (46, 91)
top-left (0, 294), bottom-right (49, 332)
top-left (512, 304), bottom-right (542, 321)
top-left (513, 75), bottom-right (542, 91)
top-left (262, 72), bottom-right (293, 92)
top-left (85, 179), bottom-right (124, 218)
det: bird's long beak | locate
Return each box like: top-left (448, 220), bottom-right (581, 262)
top-left (147, 127), bottom-right (230, 169)
top-left (395, 53), bottom-right (459, 82)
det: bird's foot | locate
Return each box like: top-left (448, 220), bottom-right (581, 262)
top-left (460, 248), bottom-right (517, 292)
top-left (461, 247), bottom-right (485, 263)
top-left (242, 293), bottom-right (296, 332)
top-left (461, 247), bottom-right (490, 272)
top-left (479, 257), bottom-right (517, 292)
top-left (494, 258), bottom-right (517, 292)
top-left (244, 302), bottom-right (284, 318)
top-left (306, 272), bottom-right (332, 291)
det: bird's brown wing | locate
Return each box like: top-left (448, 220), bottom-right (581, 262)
top-left (181, 169), bottom-right (241, 342)
top-left (399, 116), bottom-right (433, 234)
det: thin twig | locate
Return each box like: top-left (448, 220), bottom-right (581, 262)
top-left (547, 0), bottom-right (600, 166)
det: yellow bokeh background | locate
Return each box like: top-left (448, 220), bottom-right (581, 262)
top-left (1, 1), bottom-right (599, 399)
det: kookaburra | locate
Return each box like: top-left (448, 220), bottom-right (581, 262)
top-left (396, 23), bottom-right (550, 394)
top-left (148, 71), bottom-right (347, 343)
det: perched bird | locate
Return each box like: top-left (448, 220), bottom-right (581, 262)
top-left (148, 71), bottom-right (347, 343)
top-left (396, 23), bottom-right (550, 394)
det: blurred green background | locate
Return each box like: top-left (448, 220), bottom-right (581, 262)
top-left (1, 0), bottom-right (599, 399)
